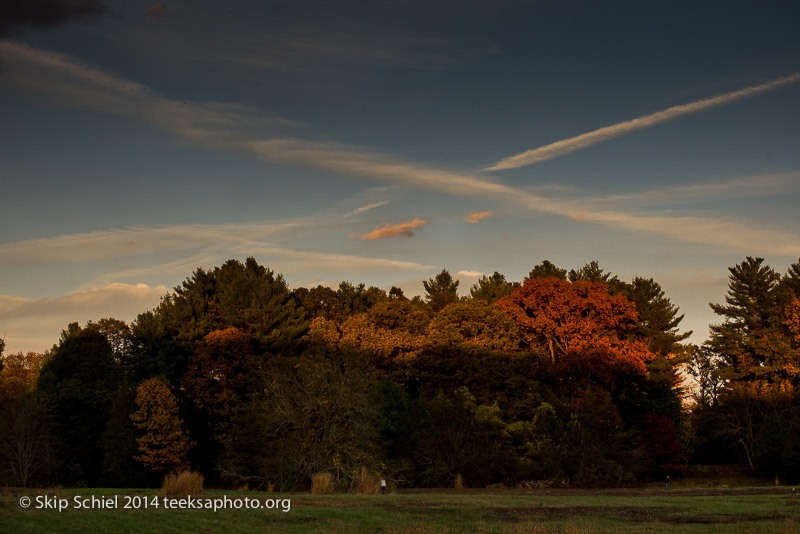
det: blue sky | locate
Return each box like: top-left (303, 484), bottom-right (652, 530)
top-left (2, 0), bottom-right (799, 353)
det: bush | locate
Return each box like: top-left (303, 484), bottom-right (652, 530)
top-left (311, 472), bottom-right (334, 494)
top-left (162, 470), bottom-right (204, 496)
top-left (351, 467), bottom-right (380, 494)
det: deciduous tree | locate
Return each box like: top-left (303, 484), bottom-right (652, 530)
top-left (130, 378), bottom-right (191, 475)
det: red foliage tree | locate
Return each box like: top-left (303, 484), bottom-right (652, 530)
top-left (497, 278), bottom-right (654, 375)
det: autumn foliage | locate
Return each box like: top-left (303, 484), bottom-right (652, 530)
top-left (497, 278), bottom-right (654, 374)
top-left (10, 256), bottom-right (800, 489)
top-left (130, 378), bottom-right (191, 475)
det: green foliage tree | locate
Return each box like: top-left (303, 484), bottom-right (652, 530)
top-left (469, 272), bottom-right (519, 303)
top-left (101, 385), bottom-right (147, 487)
top-left (152, 257), bottom-right (308, 354)
top-left (708, 257), bottom-right (797, 383)
top-left (423, 269), bottom-right (459, 312)
top-left (526, 260), bottom-right (567, 281)
top-left (36, 325), bottom-right (120, 485)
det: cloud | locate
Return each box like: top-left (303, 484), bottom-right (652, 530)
top-left (464, 211), bottom-right (492, 223)
top-left (590, 171), bottom-right (800, 207)
top-left (0, 0), bottom-right (106, 38)
top-left (5, 42), bottom-right (799, 257)
top-left (346, 201), bottom-right (391, 217)
top-left (485, 73), bottom-right (800, 171)
top-left (0, 222), bottom-right (302, 267)
top-left (0, 283), bottom-right (167, 354)
top-left (350, 218), bottom-right (427, 240)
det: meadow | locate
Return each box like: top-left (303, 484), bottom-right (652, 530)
top-left (2, 485), bottom-right (799, 533)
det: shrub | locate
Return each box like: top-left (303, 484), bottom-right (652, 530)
top-left (351, 467), bottom-right (380, 494)
top-left (311, 472), bottom-right (334, 494)
top-left (162, 470), bottom-right (204, 496)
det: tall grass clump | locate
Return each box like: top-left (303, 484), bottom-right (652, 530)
top-left (352, 467), bottom-right (380, 494)
top-left (162, 470), bottom-right (204, 496)
top-left (311, 472), bottom-right (335, 494)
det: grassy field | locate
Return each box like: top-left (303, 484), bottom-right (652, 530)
top-left (1, 485), bottom-right (799, 533)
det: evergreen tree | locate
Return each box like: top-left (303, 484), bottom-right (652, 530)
top-left (469, 272), bottom-right (518, 303)
top-left (423, 269), bottom-right (459, 312)
top-left (568, 260), bottom-right (625, 293)
top-left (708, 257), bottom-right (781, 376)
top-left (781, 258), bottom-right (800, 298)
top-left (151, 257), bottom-right (308, 354)
top-left (625, 277), bottom-right (691, 356)
top-left (526, 260), bottom-right (567, 281)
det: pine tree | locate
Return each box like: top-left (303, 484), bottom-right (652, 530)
top-left (708, 257), bottom-right (789, 381)
top-left (423, 269), bottom-right (459, 312)
top-left (469, 272), bottom-right (518, 303)
top-left (526, 260), bottom-right (567, 281)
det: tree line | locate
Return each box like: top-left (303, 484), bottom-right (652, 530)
top-left (1, 256), bottom-right (799, 489)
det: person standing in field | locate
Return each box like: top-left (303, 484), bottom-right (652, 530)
top-left (380, 478), bottom-right (387, 494)
top-left (665, 475), bottom-right (671, 490)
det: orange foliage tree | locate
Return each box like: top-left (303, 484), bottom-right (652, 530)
top-left (130, 377), bottom-right (191, 474)
top-left (0, 352), bottom-right (46, 405)
top-left (497, 278), bottom-right (655, 375)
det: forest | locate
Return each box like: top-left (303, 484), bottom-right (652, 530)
top-left (1, 256), bottom-right (799, 490)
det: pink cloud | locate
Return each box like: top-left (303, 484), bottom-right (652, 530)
top-left (464, 211), bottom-right (492, 224)
top-left (350, 218), bottom-right (427, 240)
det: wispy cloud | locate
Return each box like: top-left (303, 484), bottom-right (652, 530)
top-left (0, 282), bottom-right (167, 353)
top-left (0, 222), bottom-right (301, 267)
top-left (349, 218), bottom-right (427, 240)
top-left (346, 201), bottom-right (392, 217)
top-left (589, 171), bottom-right (800, 207)
top-left (485, 73), bottom-right (800, 171)
top-left (5, 42), bottom-right (799, 257)
top-left (464, 211), bottom-right (492, 223)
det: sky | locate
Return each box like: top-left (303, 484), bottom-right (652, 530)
top-left (2, 0), bottom-right (800, 354)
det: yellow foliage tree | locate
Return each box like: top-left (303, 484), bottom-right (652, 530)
top-left (130, 378), bottom-right (191, 474)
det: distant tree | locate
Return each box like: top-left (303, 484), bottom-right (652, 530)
top-left (686, 345), bottom-right (724, 410)
top-left (526, 260), bottom-right (567, 281)
top-left (0, 352), bottom-right (45, 405)
top-left (624, 277), bottom-right (691, 357)
top-left (424, 300), bottom-right (522, 354)
top-left (0, 392), bottom-right (54, 487)
top-left (220, 352), bottom-right (378, 487)
top-left (781, 258), bottom-right (800, 298)
top-left (423, 269), bottom-right (459, 312)
top-left (497, 278), bottom-right (651, 374)
top-left (469, 272), bottom-right (518, 303)
top-left (130, 378), bottom-right (191, 475)
top-left (568, 260), bottom-right (626, 294)
top-left (708, 257), bottom-right (785, 380)
top-left (182, 327), bottom-right (258, 470)
top-left (101, 385), bottom-right (147, 487)
top-left (388, 286), bottom-right (407, 301)
top-left (152, 257), bottom-right (308, 354)
top-left (294, 285), bottom-right (339, 319)
top-left (36, 325), bottom-right (120, 486)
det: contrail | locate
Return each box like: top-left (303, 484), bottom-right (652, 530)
top-left (485, 73), bottom-right (800, 171)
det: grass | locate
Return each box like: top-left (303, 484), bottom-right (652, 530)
top-left (1, 485), bottom-right (799, 533)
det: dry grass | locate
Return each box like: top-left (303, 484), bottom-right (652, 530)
top-left (162, 470), bottom-right (204, 497)
top-left (311, 472), bottom-right (335, 495)
top-left (351, 467), bottom-right (380, 495)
